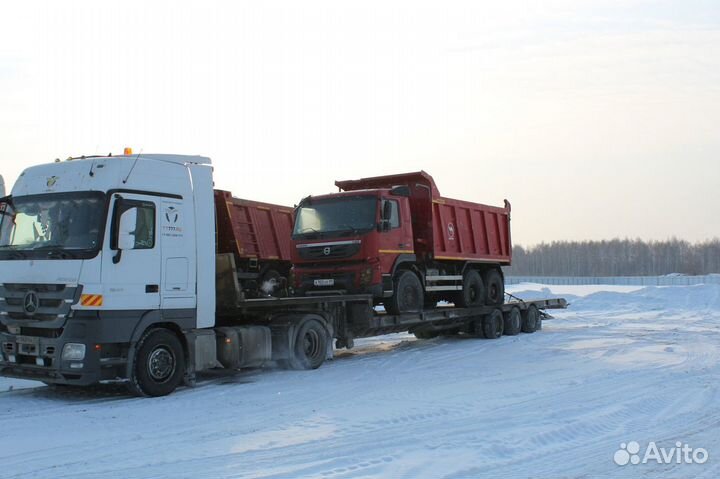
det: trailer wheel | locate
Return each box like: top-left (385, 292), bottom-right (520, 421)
top-left (482, 309), bottom-right (504, 339)
top-left (288, 319), bottom-right (328, 370)
top-left (456, 270), bottom-right (484, 308)
top-left (128, 329), bottom-right (185, 397)
top-left (503, 307), bottom-right (522, 336)
top-left (470, 317), bottom-right (485, 338)
top-left (386, 271), bottom-right (423, 315)
top-left (484, 269), bottom-right (505, 305)
top-left (522, 305), bottom-right (539, 333)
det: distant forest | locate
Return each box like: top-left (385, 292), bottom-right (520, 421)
top-left (504, 239), bottom-right (720, 276)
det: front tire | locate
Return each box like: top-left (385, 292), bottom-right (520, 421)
top-left (128, 329), bottom-right (185, 397)
top-left (385, 271), bottom-right (424, 315)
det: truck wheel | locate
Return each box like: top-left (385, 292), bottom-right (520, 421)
top-left (128, 329), bottom-right (185, 397)
top-left (386, 271), bottom-right (423, 315)
top-left (289, 319), bottom-right (328, 370)
top-left (522, 305), bottom-right (539, 333)
top-left (503, 307), bottom-right (522, 336)
top-left (456, 270), bottom-right (484, 308)
top-left (482, 309), bottom-right (504, 339)
top-left (484, 269), bottom-right (505, 305)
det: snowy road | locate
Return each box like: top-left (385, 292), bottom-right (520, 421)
top-left (2, 284), bottom-right (719, 478)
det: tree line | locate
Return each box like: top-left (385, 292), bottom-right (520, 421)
top-left (503, 238), bottom-right (720, 276)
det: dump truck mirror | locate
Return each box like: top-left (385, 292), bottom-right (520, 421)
top-left (382, 200), bottom-right (392, 220)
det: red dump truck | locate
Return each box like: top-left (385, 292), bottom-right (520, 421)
top-left (214, 190), bottom-right (293, 297)
top-left (291, 171), bottom-right (512, 314)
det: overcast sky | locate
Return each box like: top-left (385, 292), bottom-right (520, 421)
top-left (1, 0), bottom-right (718, 246)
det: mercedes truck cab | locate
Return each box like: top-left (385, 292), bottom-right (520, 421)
top-left (0, 152), bottom-right (216, 395)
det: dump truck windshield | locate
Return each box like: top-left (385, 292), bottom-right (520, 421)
top-left (293, 196), bottom-right (377, 239)
top-left (0, 192), bottom-right (106, 259)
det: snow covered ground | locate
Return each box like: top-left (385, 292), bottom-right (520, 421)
top-left (2, 283), bottom-right (719, 478)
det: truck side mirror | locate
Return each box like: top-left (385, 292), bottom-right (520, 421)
top-left (382, 200), bottom-right (392, 221)
top-left (117, 207), bottom-right (138, 250)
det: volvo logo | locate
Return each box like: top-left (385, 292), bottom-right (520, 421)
top-left (323, 247), bottom-right (331, 256)
top-left (23, 291), bottom-right (39, 316)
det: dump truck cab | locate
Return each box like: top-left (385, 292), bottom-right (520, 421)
top-left (291, 171), bottom-right (512, 314)
top-left (291, 187), bottom-right (415, 298)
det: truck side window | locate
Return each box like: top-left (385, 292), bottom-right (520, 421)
top-left (133, 203), bottom-right (156, 249)
top-left (383, 199), bottom-right (400, 229)
top-left (114, 199), bottom-right (156, 250)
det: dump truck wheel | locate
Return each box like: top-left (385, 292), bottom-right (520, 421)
top-left (484, 269), bottom-right (505, 305)
top-left (522, 305), bottom-right (539, 333)
top-left (503, 307), bottom-right (522, 336)
top-left (128, 329), bottom-right (185, 397)
top-left (482, 309), bottom-right (504, 339)
top-left (456, 270), bottom-right (484, 308)
top-left (288, 319), bottom-right (328, 370)
top-left (386, 271), bottom-right (423, 315)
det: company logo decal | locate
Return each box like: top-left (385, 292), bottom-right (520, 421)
top-left (46, 176), bottom-right (59, 187)
top-left (447, 222), bottom-right (455, 241)
top-left (162, 204), bottom-right (184, 238)
top-left (165, 206), bottom-right (179, 223)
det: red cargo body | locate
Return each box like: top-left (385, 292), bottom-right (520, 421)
top-left (214, 190), bottom-right (293, 293)
top-left (292, 171), bottom-right (512, 313)
top-left (335, 171), bottom-right (511, 264)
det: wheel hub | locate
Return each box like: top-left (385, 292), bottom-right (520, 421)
top-left (148, 346), bottom-right (175, 382)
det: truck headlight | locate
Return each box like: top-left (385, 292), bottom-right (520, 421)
top-left (62, 343), bottom-right (86, 361)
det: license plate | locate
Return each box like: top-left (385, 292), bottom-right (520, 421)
top-left (16, 335), bottom-right (39, 346)
top-left (313, 279), bottom-right (335, 287)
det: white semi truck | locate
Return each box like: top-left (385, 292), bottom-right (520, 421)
top-left (0, 153), bottom-right (566, 396)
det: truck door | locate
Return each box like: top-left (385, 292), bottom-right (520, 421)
top-left (159, 198), bottom-right (196, 310)
top-left (378, 198), bottom-right (413, 274)
top-left (102, 193), bottom-right (162, 311)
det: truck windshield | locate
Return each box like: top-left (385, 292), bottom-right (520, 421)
top-left (293, 196), bottom-right (377, 239)
top-left (0, 192), bottom-right (106, 259)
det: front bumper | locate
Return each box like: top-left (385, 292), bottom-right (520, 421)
top-left (294, 264), bottom-right (383, 297)
top-left (0, 320), bottom-right (125, 386)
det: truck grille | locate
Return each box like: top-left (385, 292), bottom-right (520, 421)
top-left (0, 283), bottom-right (81, 321)
top-left (297, 242), bottom-right (361, 260)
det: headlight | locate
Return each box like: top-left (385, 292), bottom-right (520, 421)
top-left (62, 343), bottom-right (86, 360)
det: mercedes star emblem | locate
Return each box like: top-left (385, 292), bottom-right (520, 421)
top-left (23, 291), bottom-right (39, 316)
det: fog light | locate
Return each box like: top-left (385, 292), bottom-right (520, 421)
top-left (359, 266), bottom-right (373, 286)
top-left (69, 362), bottom-right (84, 369)
top-left (35, 357), bottom-right (45, 366)
top-left (8, 354), bottom-right (16, 363)
top-left (62, 343), bottom-right (86, 361)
